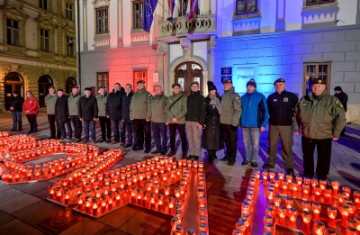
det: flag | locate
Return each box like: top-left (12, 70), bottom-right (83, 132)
top-left (172, 0), bottom-right (180, 18)
top-left (186, 0), bottom-right (198, 22)
top-left (142, 0), bottom-right (158, 32)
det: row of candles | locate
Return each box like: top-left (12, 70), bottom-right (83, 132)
top-left (232, 170), bottom-right (360, 235)
top-left (0, 134), bottom-right (36, 148)
top-left (0, 131), bottom-right (10, 138)
top-left (47, 156), bottom-right (208, 234)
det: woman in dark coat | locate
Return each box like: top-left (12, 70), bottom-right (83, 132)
top-left (202, 81), bottom-right (224, 163)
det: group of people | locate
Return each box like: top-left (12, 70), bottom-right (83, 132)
top-left (9, 76), bottom-right (347, 180)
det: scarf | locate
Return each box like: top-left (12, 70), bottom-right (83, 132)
top-left (209, 95), bottom-right (221, 114)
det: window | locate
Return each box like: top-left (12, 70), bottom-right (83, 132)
top-left (40, 29), bottom-right (50, 52)
top-left (6, 18), bottom-right (20, 46)
top-left (66, 37), bottom-right (75, 57)
top-left (39, 0), bottom-right (49, 10)
top-left (178, 0), bottom-right (199, 17)
top-left (305, 0), bottom-right (335, 6)
top-left (96, 72), bottom-right (109, 91)
top-left (96, 8), bottom-right (109, 34)
top-left (66, 3), bottom-right (74, 20)
top-left (304, 62), bottom-right (331, 95)
top-left (133, 1), bottom-right (143, 29)
top-left (236, 0), bottom-right (258, 15)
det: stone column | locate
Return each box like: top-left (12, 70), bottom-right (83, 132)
top-left (156, 42), bottom-right (170, 94)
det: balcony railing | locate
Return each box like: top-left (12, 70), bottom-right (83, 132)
top-left (158, 14), bottom-right (216, 40)
top-left (305, 0), bottom-right (335, 6)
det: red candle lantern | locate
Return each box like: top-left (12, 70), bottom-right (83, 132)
top-left (302, 210), bottom-right (312, 234)
top-left (354, 215), bottom-right (360, 231)
top-left (342, 186), bottom-right (351, 198)
top-left (340, 204), bottom-right (350, 227)
top-left (346, 226), bottom-right (357, 235)
top-left (331, 181), bottom-right (340, 196)
top-left (327, 205), bottom-right (337, 228)
top-left (312, 202), bottom-right (321, 221)
top-left (325, 228), bottom-right (336, 235)
top-left (288, 207), bottom-right (297, 227)
top-left (313, 220), bottom-right (325, 235)
top-left (279, 205), bottom-right (287, 224)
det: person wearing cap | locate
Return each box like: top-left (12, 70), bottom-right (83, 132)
top-left (150, 85), bottom-right (168, 155)
top-left (334, 86), bottom-right (348, 136)
top-left (185, 81), bottom-right (206, 161)
top-left (121, 84), bottom-right (134, 148)
top-left (96, 87), bottom-right (111, 143)
top-left (263, 78), bottom-right (299, 177)
top-left (130, 80), bottom-right (152, 153)
top-left (240, 78), bottom-right (269, 168)
top-left (9, 90), bottom-right (24, 131)
top-left (219, 78), bottom-right (242, 166)
top-left (166, 83), bottom-right (188, 158)
top-left (55, 89), bottom-right (72, 140)
top-left (68, 85), bottom-right (82, 142)
top-left (106, 83), bottom-right (125, 144)
top-left (295, 78), bottom-right (346, 180)
top-left (202, 81), bottom-right (223, 163)
top-left (79, 87), bottom-right (98, 143)
top-left (45, 86), bottom-right (61, 139)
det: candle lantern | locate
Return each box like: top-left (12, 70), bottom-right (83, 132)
top-left (264, 222), bottom-right (274, 234)
top-left (325, 228), bottom-right (336, 235)
top-left (279, 205), bottom-right (287, 224)
top-left (302, 200), bottom-right (311, 211)
top-left (285, 197), bottom-right (293, 209)
top-left (288, 207), bottom-right (297, 226)
top-left (235, 219), bottom-right (246, 233)
top-left (232, 228), bottom-right (241, 235)
top-left (346, 226), bottom-right (357, 235)
top-left (331, 181), bottom-right (340, 196)
top-left (354, 215), bottom-right (360, 231)
top-left (342, 186), bottom-right (351, 198)
top-left (241, 202), bottom-right (250, 215)
top-left (340, 204), bottom-right (350, 227)
top-left (313, 220), bottom-right (325, 235)
top-left (265, 207), bottom-right (274, 217)
top-left (327, 205), bottom-right (337, 228)
top-left (302, 210), bottom-right (312, 234)
top-left (312, 202), bottom-right (321, 220)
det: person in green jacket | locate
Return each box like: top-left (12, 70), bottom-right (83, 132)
top-left (96, 87), bottom-right (111, 143)
top-left (166, 83), bottom-right (188, 158)
top-left (219, 79), bottom-right (242, 166)
top-left (130, 80), bottom-right (152, 153)
top-left (45, 86), bottom-right (60, 139)
top-left (295, 78), bottom-right (346, 180)
top-left (150, 85), bottom-right (168, 155)
top-left (68, 85), bottom-right (82, 142)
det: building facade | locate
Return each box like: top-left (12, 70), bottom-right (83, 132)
top-left (0, 0), bottom-right (77, 110)
top-left (79, 0), bottom-right (360, 123)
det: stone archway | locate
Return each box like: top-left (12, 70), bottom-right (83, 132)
top-left (38, 75), bottom-right (54, 108)
top-left (4, 72), bottom-right (24, 110)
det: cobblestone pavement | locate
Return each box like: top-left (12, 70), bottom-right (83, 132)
top-left (0, 110), bottom-right (359, 234)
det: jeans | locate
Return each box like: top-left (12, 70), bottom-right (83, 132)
top-left (71, 116), bottom-right (82, 140)
top-left (185, 121), bottom-right (202, 157)
top-left (242, 127), bottom-right (261, 162)
top-left (151, 122), bottom-right (167, 152)
top-left (12, 111), bottom-right (22, 130)
top-left (83, 120), bottom-right (96, 141)
top-left (169, 124), bottom-right (187, 153)
top-left (121, 121), bottom-right (133, 145)
top-left (111, 120), bottom-right (121, 142)
top-left (99, 116), bottom-right (111, 140)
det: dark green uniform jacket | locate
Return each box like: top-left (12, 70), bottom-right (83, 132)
top-left (220, 87), bottom-right (242, 126)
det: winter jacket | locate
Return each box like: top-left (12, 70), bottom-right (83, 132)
top-left (23, 98), bottom-right (39, 115)
top-left (130, 88), bottom-right (151, 120)
top-left (79, 95), bottom-right (98, 121)
top-left (185, 91), bottom-right (206, 125)
top-left (68, 93), bottom-right (81, 116)
top-left (240, 91), bottom-right (269, 128)
top-left (295, 92), bottom-right (346, 139)
top-left (10, 96), bottom-right (24, 112)
top-left (220, 87), bottom-right (242, 126)
top-left (150, 93), bottom-right (168, 123)
top-left (55, 96), bottom-right (70, 122)
top-left (267, 90), bottom-right (298, 126)
top-left (121, 92), bottom-right (133, 123)
top-left (106, 90), bottom-right (124, 121)
top-left (45, 93), bottom-right (58, 115)
top-left (166, 93), bottom-right (187, 124)
top-left (96, 93), bottom-right (108, 117)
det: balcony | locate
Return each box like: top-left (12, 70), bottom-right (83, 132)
top-left (158, 14), bottom-right (216, 42)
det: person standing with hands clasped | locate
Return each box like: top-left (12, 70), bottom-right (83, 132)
top-left (79, 87), bottom-right (98, 143)
top-left (295, 78), bottom-right (346, 180)
top-left (55, 89), bottom-right (72, 140)
top-left (23, 91), bottom-right (39, 134)
top-left (9, 90), bottom-right (24, 132)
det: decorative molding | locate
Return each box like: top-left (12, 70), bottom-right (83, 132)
top-left (302, 2), bottom-right (339, 26)
top-left (93, 0), bottom-right (110, 8)
top-left (131, 30), bottom-right (149, 44)
top-left (232, 15), bottom-right (262, 35)
top-left (94, 34), bottom-right (111, 47)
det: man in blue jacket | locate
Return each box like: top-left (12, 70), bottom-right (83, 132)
top-left (240, 79), bottom-right (269, 167)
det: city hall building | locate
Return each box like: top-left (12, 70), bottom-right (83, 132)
top-left (78, 0), bottom-right (360, 123)
top-left (0, 0), bottom-right (77, 111)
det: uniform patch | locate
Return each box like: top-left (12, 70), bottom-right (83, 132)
top-left (283, 97), bottom-right (289, 102)
top-left (273, 99), bottom-right (278, 102)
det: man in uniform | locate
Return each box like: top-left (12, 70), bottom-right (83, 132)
top-left (166, 83), bottom-right (188, 158)
top-left (295, 78), bottom-right (346, 180)
top-left (263, 78), bottom-right (298, 177)
top-left (68, 85), bottom-right (82, 142)
top-left (96, 87), bottom-right (111, 143)
top-left (220, 79), bottom-right (242, 165)
top-left (185, 81), bottom-right (206, 161)
top-left (45, 86), bottom-right (60, 139)
top-left (107, 83), bottom-right (124, 144)
top-left (334, 86), bottom-right (348, 136)
top-left (150, 85), bottom-right (168, 155)
top-left (130, 80), bottom-right (152, 153)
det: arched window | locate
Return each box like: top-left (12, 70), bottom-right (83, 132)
top-left (4, 72), bottom-right (24, 110)
top-left (38, 75), bottom-right (54, 108)
top-left (66, 77), bottom-right (77, 94)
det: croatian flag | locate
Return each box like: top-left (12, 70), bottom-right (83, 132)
top-left (167, 0), bottom-right (180, 19)
top-left (143, 0), bottom-right (158, 32)
top-left (186, 0), bottom-right (198, 21)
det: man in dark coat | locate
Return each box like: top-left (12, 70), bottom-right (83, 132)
top-left (334, 86), bottom-right (348, 136)
top-left (9, 90), bottom-right (24, 131)
top-left (79, 87), bottom-right (98, 143)
top-left (202, 81), bottom-right (223, 163)
top-left (121, 84), bottom-right (134, 148)
top-left (55, 89), bottom-right (72, 140)
top-left (106, 83), bottom-right (125, 144)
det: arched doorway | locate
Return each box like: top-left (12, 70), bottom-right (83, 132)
top-left (4, 72), bottom-right (24, 110)
top-left (66, 77), bottom-right (77, 94)
top-left (38, 75), bottom-right (54, 108)
top-left (175, 62), bottom-right (203, 95)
